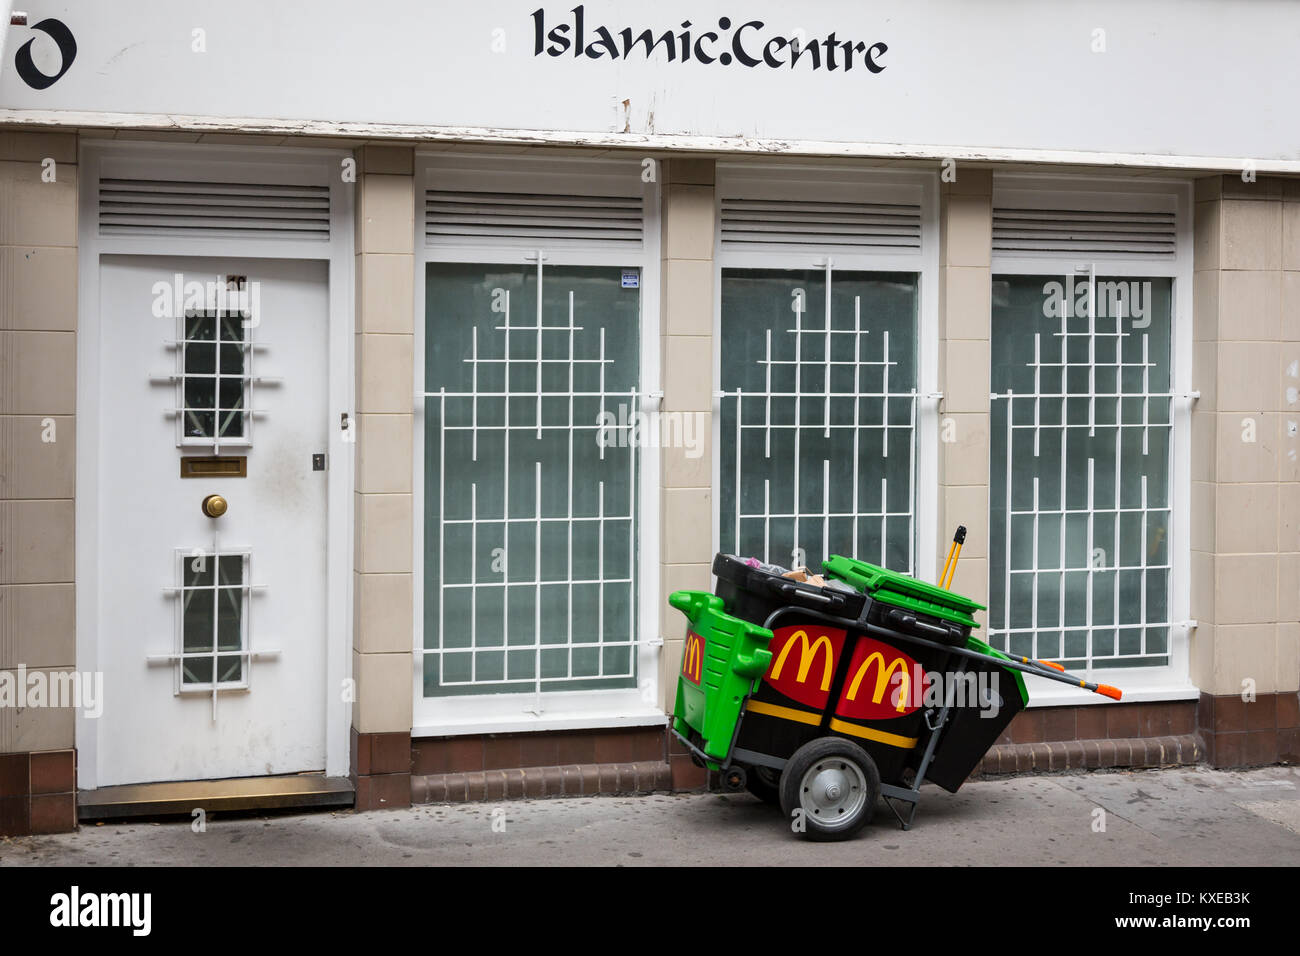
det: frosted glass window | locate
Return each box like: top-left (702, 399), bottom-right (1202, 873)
top-left (423, 262), bottom-right (640, 697)
top-left (990, 274), bottom-right (1174, 669)
top-left (719, 269), bottom-right (919, 572)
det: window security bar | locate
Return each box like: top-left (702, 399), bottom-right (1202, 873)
top-left (990, 275), bottom-right (1175, 674)
top-left (720, 284), bottom-right (917, 575)
top-left (422, 271), bottom-right (645, 704)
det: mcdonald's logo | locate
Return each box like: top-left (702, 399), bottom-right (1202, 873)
top-left (762, 625), bottom-right (846, 710)
top-left (835, 637), bottom-right (922, 721)
top-left (682, 631), bottom-right (704, 685)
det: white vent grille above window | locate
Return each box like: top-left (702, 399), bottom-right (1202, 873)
top-left (992, 206), bottom-right (1177, 259)
top-left (98, 178), bottom-right (331, 240)
top-left (720, 197), bottom-right (922, 253)
top-left (424, 188), bottom-right (644, 250)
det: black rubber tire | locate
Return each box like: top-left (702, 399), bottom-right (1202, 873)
top-left (744, 765), bottom-right (782, 806)
top-left (779, 737), bottom-right (881, 842)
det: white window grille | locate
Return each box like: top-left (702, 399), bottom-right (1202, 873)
top-left (413, 153), bottom-right (661, 729)
top-left (152, 548), bottom-right (279, 720)
top-left (987, 176), bottom-right (1195, 692)
top-left (422, 259), bottom-right (642, 698)
top-left (718, 265), bottom-right (920, 572)
top-left (990, 272), bottom-right (1177, 668)
top-left (714, 165), bottom-right (937, 575)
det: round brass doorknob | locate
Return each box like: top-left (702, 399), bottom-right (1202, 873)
top-left (202, 494), bottom-right (228, 518)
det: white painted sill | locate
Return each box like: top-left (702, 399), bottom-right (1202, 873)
top-left (1023, 673), bottom-right (1201, 708)
top-left (412, 708), bottom-right (668, 740)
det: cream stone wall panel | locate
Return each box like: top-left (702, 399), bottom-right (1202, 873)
top-left (1282, 201), bottom-right (1300, 272)
top-left (663, 258), bottom-right (713, 336)
top-left (1283, 272), bottom-right (1300, 342)
top-left (943, 340), bottom-right (990, 413)
top-left (355, 333), bottom-right (414, 415)
top-left (660, 418), bottom-right (711, 489)
top-left (354, 492), bottom-right (413, 575)
top-left (1221, 177), bottom-right (1285, 202)
top-left (359, 145), bottom-right (415, 177)
top-left (1213, 623), bottom-right (1278, 696)
top-left (1190, 409), bottom-right (1216, 483)
top-left (661, 335), bottom-right (712, 413)
top-left (1220, 199), bottom-right (1282, 272)
top-left (943, 197), bottom-right (993, 269)
top-left (1190, 550), bottom-right (1215, 624)
top-left (947, 557), bottom-right (988, 625)
top-left (353, 572), bottom-right (414, 655)
top-left (1193, 199), bottom-right (1221, 272)
top-left (0, 132), bottom-right (77, 164)
top-left (1277, 553), bottom-right (1300, 624)
top-left (1216, 343), bottom-right (1277, 413)
top-left (1215, 411), bottom-right (1277, 484)
top-left (358, 254), bottom-right (415, 334)
top-left (661, 487), bottom-right (711, 566)
top-left (943, 266), bottom-right (992, 340)
top-left (0, 246), bottom-right (77, 332)
top-left (0, 499), bottom-right (74, 585)
top-left (0, 161), bottom-right (76, 247)
top-left (659, 637), bottom-right (684, 713)
top-left (0, 582), bottom-right (75, 671)
top-left (1193, 268), bottom-right (1219, 341)
top-left (357, 174), bottom-right (415, 256)
top-left (0, 668), bottom-right (76, 752)
top-left (1215, 553), bottom-right (1278, 625)
top-left (1218, 270), bottom-right (1281, 341)
top-left (667, 158), bottom-right (715, 186)
top-left (0, 331), bottom-right (76, 415)
top-left (662, 562), bottom-right (713, 601)
top-left (663, 186), bottom-right (715, 261)
top-left (939, 413), bottom-right (990, 487)
top-left (942, 484), bottom-right (988, 560)
top-left (1278, 622), bottom-right (1300, 692)
top-left (1193, 341), bottom-right (1217, 411)
top-left (1280, 480), bottom-right (1300, 551)
top-left (0, 415), bottom-right (74, 500)
top-left (1190, 480), bottom-right (1216, 554)
top-left (1193, 175), bottom-right (1222, 204)
top-left (1215, 483), bottom-right (1278, 555)
top-left (944, 168), bottom-right (993, 197)
top-left (353, 649), bottom-right (414, 734)
top-left (356, 413), bottom-right (412, 495)
top-left (1190, 620), bottom-right (1215, 691)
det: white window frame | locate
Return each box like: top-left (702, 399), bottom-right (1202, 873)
top-left (711, 163), bottom-right (941, 588)
top-left (989, 173), bottom-right (1198, 706)
top-left (411, 152), bottom-right (664, 736)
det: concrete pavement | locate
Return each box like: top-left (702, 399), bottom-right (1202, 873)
top-left (3, 765), bottom-right (1298, 866)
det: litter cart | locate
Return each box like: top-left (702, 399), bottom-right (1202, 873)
top-left (670, 533), bottom-right (1123, 842)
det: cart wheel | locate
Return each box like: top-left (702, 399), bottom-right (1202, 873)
top-left (744, 765), bottom-right (782, 806)
top-left (779, 737), bottom-right (880, 842)
top-left (721, 766), bottom-right (748, 792)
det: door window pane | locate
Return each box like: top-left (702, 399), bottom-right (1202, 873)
top-left (179, 552), bottom-right (247, 686)
top-left (424, 262), bottom-right (640, 697)
top-left (990, 275), bottom-right (1174, 669)
top-left (719, 269), bottom-right (919, 572)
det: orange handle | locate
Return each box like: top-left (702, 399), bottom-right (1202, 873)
top-left (1037, 660), bottom-right (1065, 672)
top-left (1096, 684), bottom-right (1123, 701)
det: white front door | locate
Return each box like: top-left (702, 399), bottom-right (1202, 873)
top-left (91, 255), bottom-right (330, 786)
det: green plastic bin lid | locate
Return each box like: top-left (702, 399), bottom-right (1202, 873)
top-left (822, 554), bottom-right (986, 630)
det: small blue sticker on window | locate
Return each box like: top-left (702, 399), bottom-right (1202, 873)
top-left (621, 270), bottom-right (639, 289)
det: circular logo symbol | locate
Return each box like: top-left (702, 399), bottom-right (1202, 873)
top-left (15, 18), bottom-right (77, 90)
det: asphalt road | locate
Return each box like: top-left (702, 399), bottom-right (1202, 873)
top-left (3, 765), bottom-right (1299, 866)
